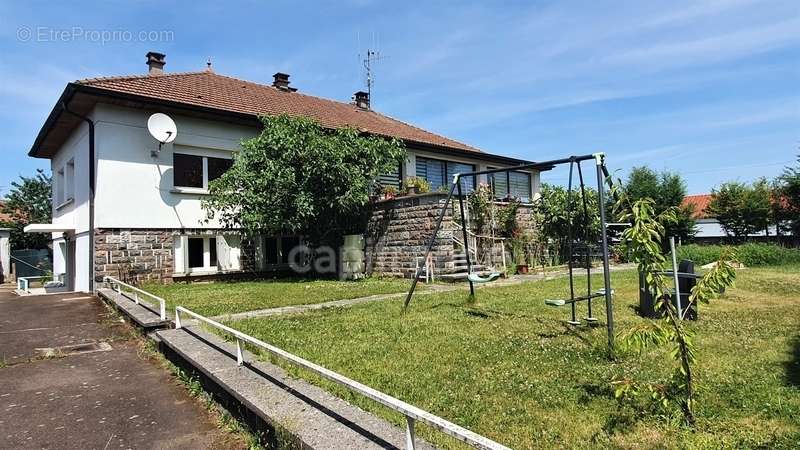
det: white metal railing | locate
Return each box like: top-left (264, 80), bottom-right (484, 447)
top-left (104, 276), bottom-right (167, 320)
top-left (16, 275), bottom-right (61, 293)
top-left (175, 306), bottom-right (510, 450)
top-left (415, 255), bottom-right (435, 283)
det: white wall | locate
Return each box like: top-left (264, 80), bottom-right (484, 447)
top-left (93, 104), bottom-right (258, 229)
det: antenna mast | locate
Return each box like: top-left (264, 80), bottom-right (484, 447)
top-left (361, 49), bottom-right (384, 99)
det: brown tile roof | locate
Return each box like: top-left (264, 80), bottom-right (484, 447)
top-left (682, 194), bottom-right (712, 219)
top-left (75, 71), bottom-right (482, 153)
top-left (0, 201), bottom-right (14, 224)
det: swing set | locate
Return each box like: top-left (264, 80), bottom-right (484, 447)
top-left (403, 152), bottom-right (617, 350)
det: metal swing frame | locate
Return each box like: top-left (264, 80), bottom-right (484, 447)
top-left (403, 152), bottom-right (616, 350)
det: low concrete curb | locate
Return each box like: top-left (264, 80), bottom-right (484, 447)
top-left (97, 288), bottom-right (171, 330)
top-left (156, 326), bottom-right (436, 450)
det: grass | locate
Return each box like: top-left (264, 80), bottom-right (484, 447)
top-left (222, 266), bottom-right (800, 449)
top-left (142, 277), bottom-right (417, 317)
top-left (678, 242), bottom-right (800, 267)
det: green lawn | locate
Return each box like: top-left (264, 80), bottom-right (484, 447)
top-left (223, 266), bottom-right (800, 449)
top-left (142, 277), bottom-right (416, 317)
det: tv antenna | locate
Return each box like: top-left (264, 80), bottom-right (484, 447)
top-left (147, 112), bottom-right (177, 157)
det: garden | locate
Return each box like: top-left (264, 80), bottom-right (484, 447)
top-left (218, 266), bottom-right (800, 449)
top-left (143, 277), bottom-right (416, 317)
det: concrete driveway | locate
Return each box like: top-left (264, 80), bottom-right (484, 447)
top-left (0, 286), bottom-right (244, 449)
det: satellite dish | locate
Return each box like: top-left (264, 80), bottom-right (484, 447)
top-left (147, 113), bottom-right (177, 144)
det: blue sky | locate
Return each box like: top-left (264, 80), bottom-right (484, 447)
top-left (1, 0), bottom-right (798, 195)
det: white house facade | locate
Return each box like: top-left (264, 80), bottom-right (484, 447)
top-left (27, 52), bottom-right (543, 292)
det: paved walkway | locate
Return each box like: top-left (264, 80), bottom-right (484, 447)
top-left (0, 286), bottom-right (244, 449)
top-left (213, 264), bottom-right (637, 321)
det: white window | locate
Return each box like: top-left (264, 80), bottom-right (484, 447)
top-left (173, 153), bottom-right (232, 191)
top-left (173, 234), bottom-right (241, 275)
top-left (55, 167), bottom-right (65, 206)
top-left (65, 159), bottom-right (75, 203)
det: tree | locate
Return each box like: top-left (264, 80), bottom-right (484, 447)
top-left (533, 183), bottom-right (600, 264)
top-left (202, 114), bottom-right (406, 248)
top-left (777, 154), bottom-right (800, 239)
top-left (611, 190), bottom-right (736, 426)
top-left (707, 180), bottom-right (771, 240)
top-left (0, 169), bottom-right (52, 250)
top-left (624, 167), bottom-right (695, 243)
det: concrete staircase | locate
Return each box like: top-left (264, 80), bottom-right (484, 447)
top-left (435, 253), bottom-right (496, 282)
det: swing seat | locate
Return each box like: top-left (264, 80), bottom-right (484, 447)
top-left (594, 288), bottom-right (615, 296)
top-left (467, 272), bottom-right (501, 283)
top-left (545, 299), bottom-right (566, 306)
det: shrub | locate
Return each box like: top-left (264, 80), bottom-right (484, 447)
top-left (678, 243), bottom-right (800, 266)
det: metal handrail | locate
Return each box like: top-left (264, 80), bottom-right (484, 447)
top-left (103, 276), bottom-right (166, 320)
top-left (175, 306), bottom-right (510, 450)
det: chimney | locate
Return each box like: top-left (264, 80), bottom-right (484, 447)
top-left (272, 72), bottom-right (295, 91)
top-left (146, 51), bottom-right (166, 75)
top-left (353, 91), bottom-right (370, 110)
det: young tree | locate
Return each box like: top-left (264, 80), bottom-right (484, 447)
top-left (202, 114), bottom-right (406, 248)
top-left (624, 167), bottom-right (696, 243)
top-left (0, 169), bottom-right (52, 250)
top-left (707, 180), bottom-right (771, 241)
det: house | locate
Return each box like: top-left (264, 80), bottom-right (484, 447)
top-left (682, 194), bottom-right (788, 242)
top-left (25, 52), bottom-right (543, 292)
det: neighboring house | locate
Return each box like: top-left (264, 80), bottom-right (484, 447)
top-left (682, 194), bottom-right (788, 242)
top-left (26, 52), bottom-right (542, 292)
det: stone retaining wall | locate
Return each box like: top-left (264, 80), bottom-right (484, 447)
top-left (365, 193), bottom-right (458, 277)
top-left (365, 195), bottom-right (539, 276)
top-left (94, 228), bottom-right (258, 284)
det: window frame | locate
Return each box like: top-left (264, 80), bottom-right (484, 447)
top-left (415, 156), bottom-right (476, 193)
top-left (172, 152), bottom-right (232, 193)
top-left (488, 168), bottom-right (533, 202)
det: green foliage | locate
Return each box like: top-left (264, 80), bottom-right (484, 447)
top-left (0, 169), bottom-right (52, 250)
top-left (533, 183), bottom-right (600, 264)
top-left (467, 183), bottom-right (493, 235)
top-left (612, 185), bottom-right (737, 426)
top-left (402, 176), bottom-right (431, 194)
top-left (624, 166), bottom-right (695, 243)
top-left (678, 242), bottom-right (800, 266)
top-left (495, 199), bottom-right (520, 238)
top-left (777, 154), bottom-right (800, 237)
top-left (202, 114), bottom-right (406, 246)
top-left (707, 179), bottom-right (772, 240)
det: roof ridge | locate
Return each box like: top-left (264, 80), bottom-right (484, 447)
top-left (75, 70), bottom-right (208, 85)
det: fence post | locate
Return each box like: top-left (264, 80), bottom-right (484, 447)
top-left (133, 291), bottom-right (139, 304)
top-left (160, 300), bottom-right (166, 321)
top-left (175, 308), bottom-right (182, 329)
top-left (236, 338), bottom-right (244, 365)
top-left (405, 416), bottom-right (416, 450)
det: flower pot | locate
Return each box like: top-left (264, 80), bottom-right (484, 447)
top-left (517, 264), bottom-right (529, 274)
top-left (407, 186), bottom-right (418, 196)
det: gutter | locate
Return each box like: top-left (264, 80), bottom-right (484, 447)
top-left (59, 100), bottom-right (96, 292)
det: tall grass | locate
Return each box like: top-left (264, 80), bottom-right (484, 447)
top-left (678, 242), bottom-right (800, 266)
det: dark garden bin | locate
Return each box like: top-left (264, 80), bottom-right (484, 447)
top-left (639, 259), bottom-right (699, 320)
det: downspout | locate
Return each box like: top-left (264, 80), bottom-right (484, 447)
top-left (60, 101), bottom-right (95, 292)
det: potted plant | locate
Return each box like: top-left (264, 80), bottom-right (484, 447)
top-left (403, 176), bottom-right (431, 196)
top-left (381, 185), bottom-right (397, 200)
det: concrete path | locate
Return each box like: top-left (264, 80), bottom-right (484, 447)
top-left (214, 264), bottom-right (636, 322)
top-left (0, 286), bottom-right (245, 450)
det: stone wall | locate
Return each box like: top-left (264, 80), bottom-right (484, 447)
top-left (93, 228), bottom-right (259, 284)
top-left (365, 193), bottom-right (458, 277)
top-left (364, 194), bottom-right (541, 277)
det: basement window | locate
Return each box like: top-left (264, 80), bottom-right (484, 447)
top-left (187, 236), bottom-right (217, 270)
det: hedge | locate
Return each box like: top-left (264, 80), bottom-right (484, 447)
top-left (677, 243), bottom-right (800, 267)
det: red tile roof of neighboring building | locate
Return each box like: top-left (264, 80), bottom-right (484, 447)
top-left (0, 201), bottom-right (14, 223)
top-left (682, 194), bottom-right (713, 219)
top-left (74, 71), bottom-right (482, 153)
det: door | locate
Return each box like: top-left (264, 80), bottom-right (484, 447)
top-left (66, 239), bottom-right (76, 291)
